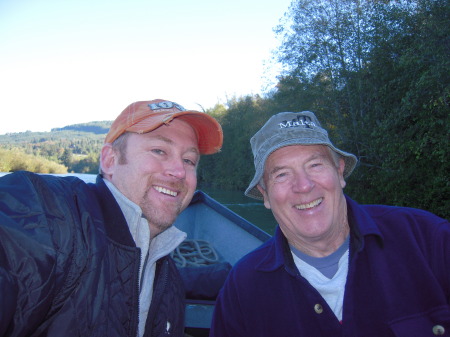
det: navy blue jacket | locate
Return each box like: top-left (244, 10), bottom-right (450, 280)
top-left (211, 196), bottom-right (450, 337)
top-left (0, 171), bottom-right (185, 337)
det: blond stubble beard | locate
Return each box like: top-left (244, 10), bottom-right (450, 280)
top-left (139, 185), bottom-right (185, 237)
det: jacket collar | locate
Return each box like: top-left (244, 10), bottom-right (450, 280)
top-left (345, 195), bottom-right (384, 253)
top-left (89, 174), bottom-right (137, 247)
top-left (254, 227), bottom-right (299, 274)
top-left (254, 195), bottom-right (384, 273)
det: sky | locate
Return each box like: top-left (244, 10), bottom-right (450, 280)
top-left (0, 0), bottom-right (292, 135)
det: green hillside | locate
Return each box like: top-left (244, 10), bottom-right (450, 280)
top-left (0, 121), bottom-right (112, 174)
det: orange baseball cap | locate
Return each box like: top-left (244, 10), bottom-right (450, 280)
top-left (105, 99), bottom-right (223, 155)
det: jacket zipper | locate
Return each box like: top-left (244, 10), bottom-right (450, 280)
top-left (135, 248), bottom-right (142, 337)
top-left (147, 259), bottom-right (169, 337)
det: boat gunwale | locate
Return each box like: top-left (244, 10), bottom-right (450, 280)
top-left (189, 190), bottom-right (272, 243)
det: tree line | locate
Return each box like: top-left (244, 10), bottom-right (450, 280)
top-left (0, 124), bottom-right (108, 174)
top-left (0, 0), bottom-right (448, 219)
top-left (200, 0), bottom-right (449, 219)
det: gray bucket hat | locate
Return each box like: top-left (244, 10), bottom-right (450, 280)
top-left (245, 111), bottom-right (358, 200)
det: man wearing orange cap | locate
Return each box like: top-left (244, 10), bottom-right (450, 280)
top-left (0, 99), bottom-right (223, 337)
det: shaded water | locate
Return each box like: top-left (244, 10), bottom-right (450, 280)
top-left (202, 189), bottom-right (278, 236)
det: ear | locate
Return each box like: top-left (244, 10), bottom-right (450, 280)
top-left (338, 158), bottom-right (347, 189)
top-left (100, 144), bottom-right (117, 176)
top-left (257, 184), bottom-right (271, 210)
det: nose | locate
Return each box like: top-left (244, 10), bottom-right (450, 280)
top-left (292, 169), bottom-right (314, 193)
top-left (164, 157), bottom-right (186, 180)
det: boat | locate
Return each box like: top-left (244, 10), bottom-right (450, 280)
top-left (173, 190), bottom-right (271, 336)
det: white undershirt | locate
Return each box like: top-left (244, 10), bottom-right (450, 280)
top-left (292, 250), bottom-right (349, 321)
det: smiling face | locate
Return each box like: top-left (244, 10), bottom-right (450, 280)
top-left (257, 144), bottom-right (348, 256)
top-left (101, 119), bottom-right (199, 237)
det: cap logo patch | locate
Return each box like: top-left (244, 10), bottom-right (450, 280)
top-left (279, 115), bottom-right (316, 129)
top-left (148, 101), bottom-right (186, 111)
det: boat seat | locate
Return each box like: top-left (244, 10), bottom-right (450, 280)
top-left (171, 240), bottom-right (232, 300)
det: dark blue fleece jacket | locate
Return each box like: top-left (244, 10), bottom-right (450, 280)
top-left (211, 196), bottom-right (450, 337)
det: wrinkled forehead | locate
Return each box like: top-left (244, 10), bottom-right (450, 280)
top-left (264, 144), bottom-right (334, 171)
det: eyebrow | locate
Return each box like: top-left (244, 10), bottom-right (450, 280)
top-left (267, 152), bottom-right (326, 175)
top-left (307, 152), bottom-right (327, 162)
top-left (154, 135), bottom-right (200, 156)
top-left (268, 165), bottom-right (286, 176)
top-left (154, 134), bottom-right (173, 145)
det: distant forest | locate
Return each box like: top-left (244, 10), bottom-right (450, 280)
top-left (0, 122), bottom-right (110, 174)
top-left (0, 0), bottom-right (448, 219)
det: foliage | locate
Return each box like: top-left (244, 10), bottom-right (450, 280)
top-left (353, 0), bottom-right (450, 217)
top-left (199, 96), bottom-right (277, 189)
top-left (70, 153), bottom-right (100, 174)
top-left (270, 0), bottom-right (449, 218)
top-left (0, 148), bottom-right (67, 173)
top-left (0, 122), bottom-right (107, 174)
top-left (0, 0), bottom-right (448, 219)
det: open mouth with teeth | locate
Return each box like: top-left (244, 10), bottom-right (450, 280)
top-left (154, 186), bottom-right (178, 197)
top-left (295, 198), bottom-right (323, 210)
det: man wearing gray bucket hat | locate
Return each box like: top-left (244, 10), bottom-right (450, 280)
top-left (211, 111), bottom-right (449, 337)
